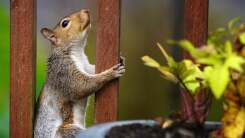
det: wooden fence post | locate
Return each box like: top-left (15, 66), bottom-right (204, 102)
top-left (184, 0), bottom-right (208, 47)
top-left (10, 0), bottom-right (36, 137)
top-left (95, 0), bottom-right (121, 123)
top-left (182, 0), bottom-right (209, 122)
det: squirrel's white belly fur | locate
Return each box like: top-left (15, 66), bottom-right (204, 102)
top-left (70, 45), bottom-right (95, 75)
top-left (72, 100), bottom-right (87, 129)
top-left (70, 46), bottom-right (93, 129)
top-left (35, 50), bottom-right (92, 138)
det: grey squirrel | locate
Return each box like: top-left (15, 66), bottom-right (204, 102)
top-left (34, 9), bottom-right (125, 138)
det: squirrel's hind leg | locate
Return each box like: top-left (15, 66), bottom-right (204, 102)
top-left (55, 124), bottom-right (83, 138)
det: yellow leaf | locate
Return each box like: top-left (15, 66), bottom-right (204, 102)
top-left (158, 67), bottom-right (178, 83)
top-left (142, 56), bottom-right (160, 68)
top-left (223, 107), bottom-right (245, 138)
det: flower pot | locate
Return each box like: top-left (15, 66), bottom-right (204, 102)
top-left (76, 120), bottom-right (221, 138)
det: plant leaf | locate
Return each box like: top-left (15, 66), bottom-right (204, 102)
top-left (179, 40), bottom-right (196, 55)
top-left (177, 60), bottom-right (204, 94)
top-left (158, 66), bottom-right (178, 83)
top-left (225, 54), bottom-right (245, 72)
top-left (142, 56), bottom-right (160, 68)
top-left (196, 55), bottom-right (222, 65)
top-left (156, 43), bottom-right (177, 68)
top-left (208, 66), bottom-right (230, 99)
top-left (224, 41), bottom-right (233, 55)
top-left (239, 32), bottom-right (245, 45)
top-left (183, 75), bottom-right (200, 94)
top-left (223, 107), bottom-right (245, 138)
top-left (178, 40), bottom-right (209, 59)
top-left (228, 17), bottom-right (241, 30)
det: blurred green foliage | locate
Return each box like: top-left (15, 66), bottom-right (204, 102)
top-left (36, 42), bottom-right (47, 96)
top-left (0, 6), bottom-right (9, 138)
top-left (142, 19), bottom-right (245, 99)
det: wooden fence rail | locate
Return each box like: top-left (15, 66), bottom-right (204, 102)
top-left (10, 0), bottom-right (209, 137)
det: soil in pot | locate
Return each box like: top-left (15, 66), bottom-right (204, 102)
top-left (105, 123), bottom-right (210, 138)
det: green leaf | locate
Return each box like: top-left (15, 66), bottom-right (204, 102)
top-left (228, 17), bottom-right (241, 30)
top-left (239, 32), bottom-right (245, 45)
top-left (178, 40), bottom-right (209, 59)
top-left (181, 68), bottom-right (198, 81)
top-left (142, 56), bottom-right (160, 68)
top-left (156, 43), bottom-right (169, 60)
top-left (224, 41), bottom-right (233, 55)
top-left (176, 60), bottom-right (204, 94)
top-left (208, 27), bottom-right (229, 45)
top-left (202, 66), bottom-right (213, 86)
top-left (158, 66), bottom-right (178, 83)
top-left (179, 40), bottom-right (196, 55)
top-left (156, 43), bottom-right (177, 68)
top-left (225, 54), bottom-right (245, 72)
top-left (196, 55), bottom-right (222, 65)
top-left (208, 66), bottom-right (230, 99)
top-left (215, 27), bottom-right (229, 35)
top-left (203, 66), bottom-right (213, 77)
top-left (183, 74), bottom-right (201, 94)
top-left (177, 60), bottom-right (193, 79)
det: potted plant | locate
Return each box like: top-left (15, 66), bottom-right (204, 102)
top-left (77, 18), bottom-right (245, 138)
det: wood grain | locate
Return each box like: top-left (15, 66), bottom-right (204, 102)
top-left (10, 0), bottom-right (36, 137)
top-left (184, 0), bottom-right (209, 48)
top-left (95, 0), bottom-right (121, 123)
top-left (182, 0), bottom-right (209, 122)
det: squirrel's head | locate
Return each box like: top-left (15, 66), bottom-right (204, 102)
top-left (41, 9), bottom-right (90, 47)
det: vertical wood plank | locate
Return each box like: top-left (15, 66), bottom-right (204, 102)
top-left (182, 0), bottom-right (209, 122)
top-left (184, 0), bottom-right (209, 48)
top-left (10, 0), bottom-right (36, 137)
top-left (95, 0), bottom-right (121, 123)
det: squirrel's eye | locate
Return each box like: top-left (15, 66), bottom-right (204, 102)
top-left (61, 20), bottom-right (70, 28)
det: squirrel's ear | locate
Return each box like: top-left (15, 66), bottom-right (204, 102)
top-left (41, 28), bottom-right (58, 45)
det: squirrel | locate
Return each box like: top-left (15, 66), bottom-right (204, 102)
top-left (34, 9), bottom-right (125, 138)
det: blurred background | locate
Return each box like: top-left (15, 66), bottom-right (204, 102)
top-left (1, 0), bottom-right (245, 137)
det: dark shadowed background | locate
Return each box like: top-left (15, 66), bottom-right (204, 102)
top-left (1, 0), bottom-right (245, 137)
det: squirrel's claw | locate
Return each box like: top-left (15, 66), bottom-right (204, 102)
top-left (111, 63), bottom-right (125, 78)
top-left (120, 56), bottom-right (125, 66)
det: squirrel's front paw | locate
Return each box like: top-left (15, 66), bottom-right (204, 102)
top-left (110, 63), bottom-right (125, 78)
top-left (120, 56), bottom-right (125, 66)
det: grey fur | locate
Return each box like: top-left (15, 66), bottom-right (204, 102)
top-left (34, 33), bottom-right (125, 138)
